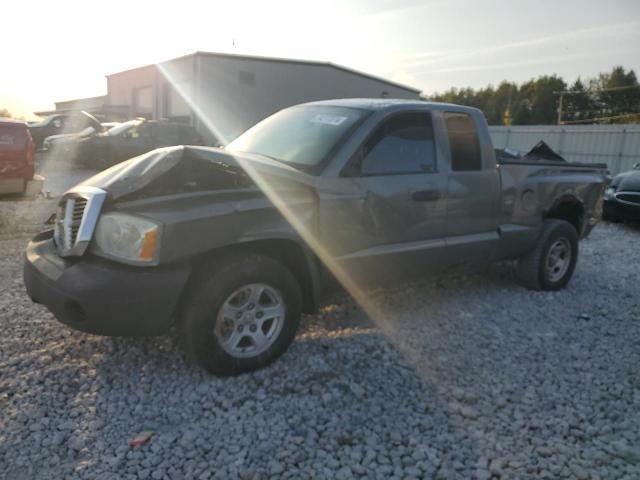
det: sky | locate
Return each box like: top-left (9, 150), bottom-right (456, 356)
top-left (2, 0), bottom-right (639, 119)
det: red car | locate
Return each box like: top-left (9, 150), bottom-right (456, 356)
top-left (0, 118), bottom-right (40, 196)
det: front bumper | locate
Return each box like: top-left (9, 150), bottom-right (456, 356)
top-left (604, 198), bottom-right (640, 221)
top-left (24, 231), bottom-right (191, 336)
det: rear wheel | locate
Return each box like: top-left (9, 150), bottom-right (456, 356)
top-left (179, 254), bottom-right (302, 376)
top-left (516, 219), bottom-right (578, 290)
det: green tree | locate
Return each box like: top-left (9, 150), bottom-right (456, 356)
top-left (488, 81), bottom-right (517, 125)
top-left (516, 75), bottom-right (566, 124)
top-left (511, 99), bottom-right (531, 125)
top-left (590, 66), bottom-right (640, 122)
top-left (429, 66), bottom-right (638, 125)
top-left (563, 78), bottom-right (595, 123)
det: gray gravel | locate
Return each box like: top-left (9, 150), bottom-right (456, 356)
top-left (1, 198), bottom-right (640, 479)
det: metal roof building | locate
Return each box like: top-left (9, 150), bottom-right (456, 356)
top-left (40, 51), bottom-right (421, 145)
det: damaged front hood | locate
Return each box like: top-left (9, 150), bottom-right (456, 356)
top-left (76, 146), bottom-right (314, 202)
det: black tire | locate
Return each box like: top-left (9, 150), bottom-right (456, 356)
top-left (516, 219), bottom-right (578, 291)
top-left (178, 254), bottom-right (302, 376)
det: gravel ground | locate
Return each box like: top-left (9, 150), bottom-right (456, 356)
top-left (1, 199), bottom-right (639, 479)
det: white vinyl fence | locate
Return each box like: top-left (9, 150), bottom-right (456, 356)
top-left (489, 125), bottom-right (640, 175)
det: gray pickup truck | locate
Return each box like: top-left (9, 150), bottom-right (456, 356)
top-left (24, 99), bottom-right (608, 375)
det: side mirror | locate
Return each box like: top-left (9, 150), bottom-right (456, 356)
top-left (633, 162), bottom-right (640, 170)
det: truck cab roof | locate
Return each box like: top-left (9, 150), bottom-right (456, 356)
top-left (300, 98), bottom-right (481, 114)
top-left (0, 118), bottom-right (28, 127)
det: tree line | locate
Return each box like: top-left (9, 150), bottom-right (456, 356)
top-left (428, 66), bottom-right (640, 125)
top-left (0, 108), bottom-right (19, 119)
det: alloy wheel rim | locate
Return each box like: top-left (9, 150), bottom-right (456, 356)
top-left (214, 283), bottom-right (285, 358)
top-left (545, 238), bottom-right (571, 283)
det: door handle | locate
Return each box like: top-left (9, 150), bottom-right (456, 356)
top-left (411, 190), bottom-right (441, 202)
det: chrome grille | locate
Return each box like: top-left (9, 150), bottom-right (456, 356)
top-left (59, 198), bottom-right (87, 249)
top-left (53, 187), bottom-right (107, 257)
top-left (71, 198), bottom-right (87, 243)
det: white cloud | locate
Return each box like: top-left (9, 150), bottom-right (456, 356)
top-left (400, 20), bottom-right (640, 70)
top-left (430, 53), bottom-right (591, 74)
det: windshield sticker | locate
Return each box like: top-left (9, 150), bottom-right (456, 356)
top-left (310, 114), bottom-right (348, 126)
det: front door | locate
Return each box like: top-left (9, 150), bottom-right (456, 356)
top-left (321, 112), bottom-right (448, 280)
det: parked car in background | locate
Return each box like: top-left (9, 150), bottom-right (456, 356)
top-left (0, 118), bottom-right (42, 196)
top-left (603, 163), bottom-right (640, 222)
top-left (42, 122), bottom-right (120, 153)
top-left (24, 99), bottom-right (608, 375)
top-left (28, 111), bottom-right (103, 149)
top-left (56, 119), bottom-right (205, 168)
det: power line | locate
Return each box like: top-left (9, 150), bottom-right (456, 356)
top-left (554, 84), bottom-right (640, 95)
top-left (555, 84), bottom-right (640, 124)
top-left (561, 112), bottom-right (640, 125)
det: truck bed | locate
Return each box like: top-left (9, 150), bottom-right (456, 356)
top-left (498, 159), bottom-right (608, 245)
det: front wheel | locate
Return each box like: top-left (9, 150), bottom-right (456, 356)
top-left (516, 219), bottom-right (578, 291)
top-left (179, 254), bottom-right (302, 376)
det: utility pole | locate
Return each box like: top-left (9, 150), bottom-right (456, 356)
top-left (557, 91), bottom-right (564, 125)
top-left (555, 84), bottom-right (639, 125)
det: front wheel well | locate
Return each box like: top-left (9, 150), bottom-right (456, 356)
top-left (187, 239), bottom-right (320, 314)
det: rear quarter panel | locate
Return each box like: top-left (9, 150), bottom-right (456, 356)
top-left (499, 162), bottom-right (608, 255)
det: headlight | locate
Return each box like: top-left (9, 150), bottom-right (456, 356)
top-left (91, 212), bottom-right (161, 264)
top-left (604, 187), bottom-right (616, 200)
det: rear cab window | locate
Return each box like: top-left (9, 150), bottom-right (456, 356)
top-left (444, 112), bottom-right (482, 171)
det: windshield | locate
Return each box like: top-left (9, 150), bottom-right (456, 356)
top-left (30, 115), bottom-right (55, 127)
top-left (107, 120), bottom-right (142, 136)
top-left (226, 106), bottom-right (369, 170)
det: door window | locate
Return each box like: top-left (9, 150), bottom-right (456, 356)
top-left (444, 112), bottom-right (482, 171)
top-left (123, 123), bottom-right (150, 139)
top-left (66, 115), bottom-right (90, 131)
top-left (155, 124), bottom-right (180, 145)
top-left (359, 113), bottom-right (436, 176)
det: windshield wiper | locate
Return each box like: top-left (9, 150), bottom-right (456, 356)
top-left (253, 152), bottom-right (285, 164)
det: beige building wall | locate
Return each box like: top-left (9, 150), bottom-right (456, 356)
top-left (104, 52), bottom-right (421, 145)
top-left (195, 54), bottom-right (420, 144)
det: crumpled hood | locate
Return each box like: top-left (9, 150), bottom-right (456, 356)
top-left (75, 145), bottom-right (314, 202)
top-left (612, 168), bottom-right (640, 192)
